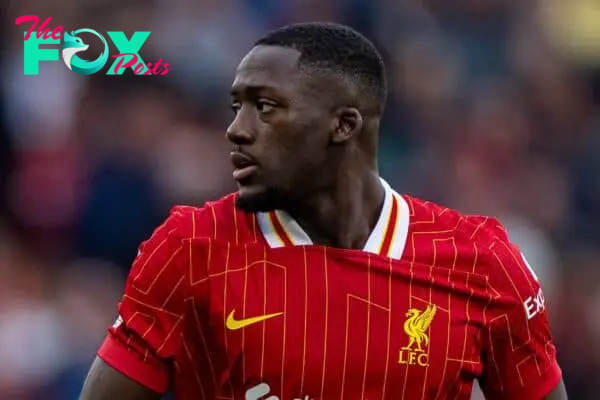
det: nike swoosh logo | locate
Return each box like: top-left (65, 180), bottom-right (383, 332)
top-left (225, 309), bottom-right (283, 330)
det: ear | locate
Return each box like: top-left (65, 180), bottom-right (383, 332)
top-left (331, 107), bottom-right (363, 144)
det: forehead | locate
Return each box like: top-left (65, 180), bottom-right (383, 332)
top-left (231, 45), bottom-right (302, 95)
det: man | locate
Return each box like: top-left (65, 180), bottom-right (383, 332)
top-left (79, 22), bottom-right (567, 399)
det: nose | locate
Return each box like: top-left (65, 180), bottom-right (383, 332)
top-left (226, 109), bottom-right (254, 146)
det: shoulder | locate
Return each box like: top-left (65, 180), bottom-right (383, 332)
top-left (404, 196), bottom-right (540, 304)
top-left (125, 194), bottom-right (245, 294)
top-left (404, 196), bottom-right (527, 277)
top-left (405, 195), bottom-right (509, 244)
top-left (166, 192), bottom-right (259, 243)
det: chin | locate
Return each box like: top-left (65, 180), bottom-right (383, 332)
top-left (235, 184), bottom-right (288, 213)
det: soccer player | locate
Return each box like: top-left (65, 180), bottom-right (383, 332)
top-left (79, 23), bottom-right (567, 400)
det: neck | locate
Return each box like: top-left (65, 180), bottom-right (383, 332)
top-left (287, 168), bottom-right (385, 249)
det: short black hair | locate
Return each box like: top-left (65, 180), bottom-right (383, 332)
top-left (254, 22), bottom-right (387, 115)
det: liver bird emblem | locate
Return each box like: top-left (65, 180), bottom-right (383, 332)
top-left (401, 304), bottom-right (437, 352)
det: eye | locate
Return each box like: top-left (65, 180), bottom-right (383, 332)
top-left (256, 99), bottom-right (276, 114)
top-left (230, 101), bottom-right (241, 114)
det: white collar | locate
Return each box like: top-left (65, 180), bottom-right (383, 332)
top-left (256, 178), bottom-right (410, 260)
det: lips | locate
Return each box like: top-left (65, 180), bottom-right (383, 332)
top-left (230, 151), bottom-right (258, 181)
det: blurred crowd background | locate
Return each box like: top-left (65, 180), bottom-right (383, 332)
top-left (2, 0), bottom-right (600, 399)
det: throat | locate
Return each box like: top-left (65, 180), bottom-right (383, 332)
top-left (299, 217), bottom-right (376, 250)
top-left (287, 175), bottom-right (386, 250)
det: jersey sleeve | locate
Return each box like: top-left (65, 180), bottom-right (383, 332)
top-left (478, 237), bottom-right (562, 400)
top-left (97, 207), bottom-right (192, 394)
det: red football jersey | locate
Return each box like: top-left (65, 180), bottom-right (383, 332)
top-left (98, 179), bottom-right (562, 399)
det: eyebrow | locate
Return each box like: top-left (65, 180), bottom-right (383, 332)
top-left (230, 83), bottom-right (279, 97)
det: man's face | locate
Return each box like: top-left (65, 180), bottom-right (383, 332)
top-left (227, 45), bottom-right (332, 212)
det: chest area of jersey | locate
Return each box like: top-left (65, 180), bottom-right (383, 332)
top-left (200, 245), bottom-right (487, 397)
